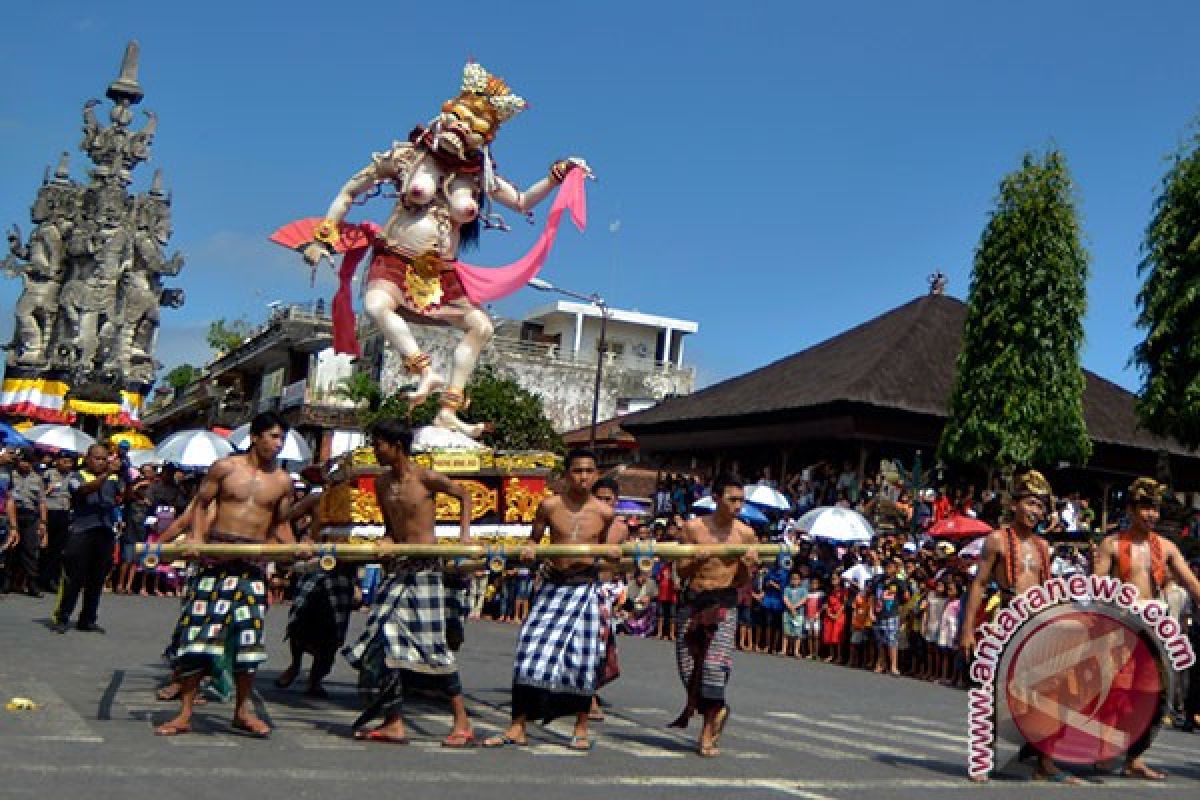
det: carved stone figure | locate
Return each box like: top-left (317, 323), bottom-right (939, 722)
top-left (2, 41), bottom-right (184, 409)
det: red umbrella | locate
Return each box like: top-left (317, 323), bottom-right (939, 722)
top-left (928, 514), bottom-right (993, 539)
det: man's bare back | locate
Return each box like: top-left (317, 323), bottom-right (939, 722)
top-left (197, 454), bottom-right (294, 543)
top-left (679, 514), bottom-right (757, 592)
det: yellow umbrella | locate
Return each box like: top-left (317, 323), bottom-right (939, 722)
top-left (109, 430), bottom-right (154, 450)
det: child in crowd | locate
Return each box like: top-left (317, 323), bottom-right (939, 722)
top-left (939, 581), bottom-right (962, 686)
top-left (849, 588), bottom-right (873, 668)
top-left (782, 571), bottom-right (808, 658)
top-left (822, 578), bottom-right (847, 664)
top-left (804, 575), bottom-right (824, 660)
top-left (923, 579), bottom-right (947, 682)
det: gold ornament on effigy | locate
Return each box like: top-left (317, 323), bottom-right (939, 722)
top-left (404, 252), bottom-right (444, 312)
top-left (436, 480), bottom-right (498, 521)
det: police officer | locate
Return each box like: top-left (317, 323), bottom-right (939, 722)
top-left (51, 443), bottom-right (122, 634)
top-left (39, 453), bottom-right (75, 592)
top-left (5, 449), bottom-right (47, 597)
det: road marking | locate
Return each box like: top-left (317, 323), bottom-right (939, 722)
top-left (743, 715), bottom-right (940, 761)
top-left (765, 711), bottom-right (963, 755)
top-left (830, 713), bottom-right (967, 744)
top-left (623, 707), bottom-right (667, 714)
top-left (892, 714), bottom-right (963, 733)
top-left (0, 763), bottom-right (1184, 794)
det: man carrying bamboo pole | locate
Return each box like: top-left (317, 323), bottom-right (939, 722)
top-left (484, 448), bottom-right (619, 751)
top-left (589, 476), bottom-right (630, 721)
top-left (341, 419), bottom-right (476, 746)
top-left (154, 412), bottom-right (302, 738)
top-left (670, 473), bottom-right (758, 757)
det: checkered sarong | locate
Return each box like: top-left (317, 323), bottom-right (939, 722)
top-left (513, 580), bottom-right (602, 696)
top-left (172, 562), bottom-right (268, 673)
top-left (287, 566), bottom-right (358, 648)
top-left (342, 565), bottom-right (456, 675)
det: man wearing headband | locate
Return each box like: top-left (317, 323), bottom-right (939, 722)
top-left (960, 470), bottom-right (1074, 783)
top-left (1092, 477), bottom-right (1200, 780)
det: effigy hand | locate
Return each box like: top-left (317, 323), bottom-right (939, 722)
top-left (551, 157), bottom-right (595, 182)
top-left (302, 242), bottom-right (334, 268)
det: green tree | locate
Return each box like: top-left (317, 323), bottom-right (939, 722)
top-left (360, 366), bottom-right (562, 452)
top-left (1133, 125), bottom-right (1200, 448)
top-left (335, 372), bottom-right (383, 410)
top-left (939, 150), bottom-right (1091, 470)
top-left (206, 317), bottom-right (252, 354)
top-left (163, 363), bottom-right (200, 391)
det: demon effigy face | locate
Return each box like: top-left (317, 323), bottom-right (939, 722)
top-left (430, 62), bottom-right (526, 161)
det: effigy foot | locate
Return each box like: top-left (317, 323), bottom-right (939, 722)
top-left (402, 352), bottom-right (444, 407)
top-left (433, 407), bottom-right (488, 439)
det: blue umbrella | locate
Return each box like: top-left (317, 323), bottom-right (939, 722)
top-left (692, 495), bottom-right (769, 526)
top-left (0, 422), bottom-right (31, 449)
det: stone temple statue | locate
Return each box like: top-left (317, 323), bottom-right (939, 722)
top-left (2, 40), bottom-right (186, 409)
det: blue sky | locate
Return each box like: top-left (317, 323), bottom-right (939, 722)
top-left (2, 1), bottom-right (1198, 393)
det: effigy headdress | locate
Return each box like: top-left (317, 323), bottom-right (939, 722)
top-left (443, 61), bottom-right (527, 140)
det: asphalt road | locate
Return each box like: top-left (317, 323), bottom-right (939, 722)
top-left (0, 590), bottom-right (1196, 799)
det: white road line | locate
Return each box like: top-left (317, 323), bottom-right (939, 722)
top-left (766, 711), bottom-right (964, 756)
top-left (0, 763), bottom-right (1184, 794)
top-left (830, 713), bottom-right (967, 744)
top-left (623, 707), bottom-right (667, 714)
top-left (164, 737), bottom-right (238, 747)
top-left (742, 715), bottom-right (939, 761)
top-left (892, 714), bottom-right (963, 732)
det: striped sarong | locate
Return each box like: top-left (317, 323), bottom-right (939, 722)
top-left (671, 588), bottom-right (737, 728)
top-left (286, 565), bottom-right (359, 650)
top-left (513, 579), bottom-right (602, 695)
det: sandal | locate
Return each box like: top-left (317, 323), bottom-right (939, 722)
top-left (698, 742), bottom-right (721, 758)
top-left (1032, 768), bottom-right (1082, 785)
top-left (353, 728), bottom-right (410, 745)
top-left (230, 718), bottom-right (272, 739)
top-left (482, 733), bottom-right (527, 748)
top-left (568, 735), bottom-right (592, 751)
top-left (442, 730), bottom-right (477, 748)
top-left (153, 721), bottom-right (192, 736)
top-left (1121, 763), bottom-right (1167, 781)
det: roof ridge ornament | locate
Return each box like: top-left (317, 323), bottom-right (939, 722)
top-left (928, 270), bottom-right (948, 296)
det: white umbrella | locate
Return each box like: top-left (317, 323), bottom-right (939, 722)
top-left (959, 537), bottom-right (987, 559)
top-left (23, 424), bottom-right (96, 454)
top-left (127, 449), bottom-right (162, 468)
top-left (743, 484), bottom-right (791, 511)
top-left (227, 423), bottom-right (313, 463)
top-left (155, 429), bottom-right (235, 468)
top-left (796, 506), bottom-right (875, 543)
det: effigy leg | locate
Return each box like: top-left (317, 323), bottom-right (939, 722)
top-left (363, 287), bottom-right (444, 404)
top-left (433, 307), bottom-right (493, 437)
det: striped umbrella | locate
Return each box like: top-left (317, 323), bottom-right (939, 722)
top-left (154, 429), bottom-right (235, 468)
top-left (22, 424), bottom-right (96, 454)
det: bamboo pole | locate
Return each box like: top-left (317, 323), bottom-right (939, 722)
top-left (135, 541), bottom-right (795, 570)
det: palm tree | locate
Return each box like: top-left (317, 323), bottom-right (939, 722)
top-left (335, 372), bottom-right (382, 411)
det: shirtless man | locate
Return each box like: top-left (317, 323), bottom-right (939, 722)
top-left (155, 411), bottom-right (301, 738)
top-left (1091, 477), bottom-right (1200, 781)
top-left (484, 449), bottom-right (619, 751)
top-left (671, 474), bottom-right (759, 757)
top-left (341, 418), bottom-right (475, 746)
top-left (589, 476), bottom-right (631, 721)
top-left (960, 470), bottom-right (1073, 783)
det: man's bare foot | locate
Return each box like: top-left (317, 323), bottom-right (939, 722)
top-left (154, 716), bottom-right (192, 736)
top-left (1122, 760), bottom-right (1167, 781)
top-left (231, 713), bottom-right (271, 739)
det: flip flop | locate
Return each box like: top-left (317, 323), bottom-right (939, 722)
top-left (354, 729), bottom-right (410, 745)
top-left (153, 721), bottom-right (192, 736)
top-left (441, 730), bottom-right (477, 748)
top-left (1121, 764), bottom-right (1167, 781)
top-left (230, 719), bottom-right (272, 739)
top-left (698, 743), bottom-right (721, 758)
top-left (482, 733), bottom-right (528, 748)
top-left (568, 735), bottom-right (592, 751)
top-left (1033, 769), bottom-right (1082, 785)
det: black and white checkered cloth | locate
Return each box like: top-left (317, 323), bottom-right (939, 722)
top-left (342, 565), bottom-right (456, 676)
top-left (513, 581), bottom-right (602, 696)
top-left (287, 566), bottom-right (358, 645)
